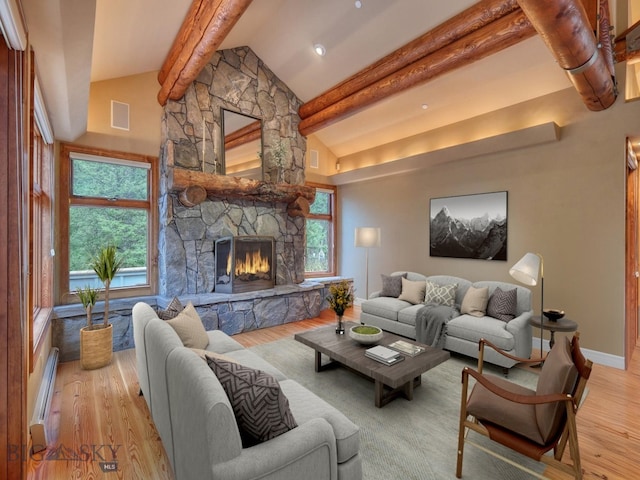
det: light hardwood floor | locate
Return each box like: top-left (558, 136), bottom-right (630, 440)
top-left (27, 307), bottom-right (640, 479)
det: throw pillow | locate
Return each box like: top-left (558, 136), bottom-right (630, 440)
top-left (460, 286), bottom-right (489, 317)
top-left (487, 287), bottom-right (517, 322)
top-left (379, 273), bottom-right (407, 298)
top-left (207, 357), bottom-right (297, 447)
top-left (398, 277), bottom-right (426, 304)
top-left (157, 296), bottom-right (184, 320)
top-left (424, 281), bottom-right (457, 307)
top-left (166, 302), bottom-right (209, 350)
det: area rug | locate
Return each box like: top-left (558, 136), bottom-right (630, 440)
top-left (249, 338), bottom-right (545, 480)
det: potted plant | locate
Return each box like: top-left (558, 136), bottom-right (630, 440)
top-left (326, 280), bottom-right (354, 334)
top-left (76, 285), bottom-right (99, 327)
top-left (79, 243), bottom-right (123, 370)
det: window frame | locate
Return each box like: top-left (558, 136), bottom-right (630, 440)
top-left (304, 182), bottom-right (337, 277)
top-left (57, 143), bottom-right (158, 304)
top-left (29, 68), bottom-right (55, 371)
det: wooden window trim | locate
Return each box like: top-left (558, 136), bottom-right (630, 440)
top-left (305, 182), bottom-right (337, 278)
top-left (57, 142), bottom-right (159, 304)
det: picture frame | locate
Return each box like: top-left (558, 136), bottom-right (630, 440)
top-left (429, 191), bottom-right (507, 261)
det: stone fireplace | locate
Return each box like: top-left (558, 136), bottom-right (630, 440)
top-left (157, 46), bottom-right (310, 297)
top-left (215, 236), bottom-right (275, 293)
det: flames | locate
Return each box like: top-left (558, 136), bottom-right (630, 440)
top-left (227, 249), bottom-right (270, 276)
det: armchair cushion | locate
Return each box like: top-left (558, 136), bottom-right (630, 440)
top-left (207, 357), bottom-right (298, 447)
top-left (535, 337), bottom-right (579, 443)
top-left (466, 375), bottom-right (542, 444)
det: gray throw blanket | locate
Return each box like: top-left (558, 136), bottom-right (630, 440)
top-left (415, 304), bottom-right (460, 348)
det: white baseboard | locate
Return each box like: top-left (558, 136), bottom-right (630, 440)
top-left (532, 337), bottom-right (625, 370)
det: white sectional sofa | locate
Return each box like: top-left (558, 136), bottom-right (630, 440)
top-left (132, 302), bottom-right (362, 480)
top-left (359, 272), bottom-right (533, 369)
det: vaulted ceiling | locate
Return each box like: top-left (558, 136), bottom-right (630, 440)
top-left (21, 0), bottom-right (635, 159)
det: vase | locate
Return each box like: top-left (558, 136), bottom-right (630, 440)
top-left (336, 315), bottom-right (345, 334)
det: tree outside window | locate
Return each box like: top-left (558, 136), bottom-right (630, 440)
top-left (305, 184), bottom-right (336, 276)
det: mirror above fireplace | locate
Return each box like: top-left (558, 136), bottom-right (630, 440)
top-left (221, 109), bottom-right (263, 180)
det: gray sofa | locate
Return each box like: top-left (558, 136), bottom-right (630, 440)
top-left (360, 273), bottom-right (533, 368)
top-left (132, 302), bottom-right (362, 480)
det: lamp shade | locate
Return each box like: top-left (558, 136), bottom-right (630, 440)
top-left (354, 227), bottom-right (381, 248)
top-left (509, 252), bottom-right (541, 286)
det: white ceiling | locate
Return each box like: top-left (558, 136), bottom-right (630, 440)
top-left (23, 0), bottom-right (577, 156)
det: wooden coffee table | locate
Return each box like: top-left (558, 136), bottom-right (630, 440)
top-left (294, 322), bottom-right (450, 407)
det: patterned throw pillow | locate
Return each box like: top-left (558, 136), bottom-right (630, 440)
top-left (165, 302), bottom-right (209, 349)
top-left (487, 287), bottom-right (517, 322)
top-left (379, 273), bottom-right (407, 298)
top-left (157, 297), bottom-right (184, 320)
top-left (207, 357), bottom-right (298, 446)
top-left (460, 286), bottom-right (489, 317)
top-left (398, 278), bottom-right (427, 304)
top-left (424, 281), bottom-right (457, 307)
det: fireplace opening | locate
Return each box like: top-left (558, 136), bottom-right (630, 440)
top-left (215, 236), bottom-right (275, 293)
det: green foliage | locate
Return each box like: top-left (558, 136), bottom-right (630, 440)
top-left (90, 244), bottom-right (124, 327)
top-left (76, 285), bottom-right (99, 327)
top-left (305, 218), bottom-right (330, 272)
top-left (326, 280), bottom-right (354, 316)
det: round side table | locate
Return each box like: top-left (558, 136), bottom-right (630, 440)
top-left (529, 316), bottom-right (578, 349)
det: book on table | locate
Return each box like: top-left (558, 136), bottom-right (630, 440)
top-left (387, 340), bottom-right (426, 357)
top-left (365, 345), bottom-right (404, 365)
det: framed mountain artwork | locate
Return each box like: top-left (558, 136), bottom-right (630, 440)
top-left (429, 191), bottom-right (507, 261)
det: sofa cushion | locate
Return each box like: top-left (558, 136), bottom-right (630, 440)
top-left (225, 349), bottom-right (288, 382)
top-left (447, 314), bottom-right (515, 351)
top-left (460, 286), bottom-right (489, 317)
top-left (206, 329), bottom-right (245, 353)
top-left (157, 296), bottom-right (184, 320)
top-left (425, 280), bottom-right (457, 307)
top-left (166, 302), bottom-right (209, 349)
top-left (535, 337), bottom-right (579, 443)
top-left (207, 357), bottom-right (298, 447)
top-left (397, 304), bottom-right (427, 326)
top-left (280, 378), bottom-right (360, 464)
top-left (361, 297), bottom-right (412, 321)
top-left (487, 287), bottom-right (517, 322)
top-left (398, 277), bottom-right (426, 304)
top-left (380, 273), bottom-right (407, 297)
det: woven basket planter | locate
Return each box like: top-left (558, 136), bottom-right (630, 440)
top-left (80, 324), bottom-right (113, 370)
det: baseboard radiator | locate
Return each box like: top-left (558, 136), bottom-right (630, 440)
top-left (30, 347), bottom-right (59, 453)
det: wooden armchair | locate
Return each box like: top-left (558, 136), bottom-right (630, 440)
top-left (456, 333), bottom-right (592, 479)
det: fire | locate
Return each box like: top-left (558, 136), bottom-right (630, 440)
top-left (234, 250), bottom-right (270, 276)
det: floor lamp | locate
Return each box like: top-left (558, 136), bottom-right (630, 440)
top-left (509, 252), bottom-right (544, 359)
top-left (354, 227), bottom-right (381, 300)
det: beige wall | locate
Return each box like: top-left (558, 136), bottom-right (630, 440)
top-left (74, 71), bottom-right (162, 156)
top-left (337, 86), bottom-right (640, 359)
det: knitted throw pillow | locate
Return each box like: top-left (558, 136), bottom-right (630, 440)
top-left (379, 273), bottom-right (407, 298)
top-left (487, 287), bottom-right (517, 322)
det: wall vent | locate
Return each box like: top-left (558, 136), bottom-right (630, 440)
top-left (310, 149), bottom-right (319, 169)
top-left (111, 100), bottom-right (130, 131)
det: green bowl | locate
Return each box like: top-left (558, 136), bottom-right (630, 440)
top-left (349, 325), bottom-right (383, 344)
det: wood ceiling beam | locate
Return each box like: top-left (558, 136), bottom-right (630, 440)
top-left (299, 0), bottom-right (521, 120)
top-left (299, 9), bottom-right (536, 137)
top-left (517, 0), bottom-right (616, 111)
top-left (157, 0), bottom-right (253, 106)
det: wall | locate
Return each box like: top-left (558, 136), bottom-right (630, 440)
top-left (74, 71), bottom-right (162, 156)
top-left (338, 85), bottom-right (640, 360)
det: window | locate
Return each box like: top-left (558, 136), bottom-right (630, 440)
top-left (59, 144), bottom-right (157, 302)
top-left (30, 75), bottom-right (55, 369)
top-left (305, 183), bottom-right (336, 276)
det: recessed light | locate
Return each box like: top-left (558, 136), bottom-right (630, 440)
top-left (314, 44), bottom-right (326, 56)
top-left (355, 0), bottom-right (362, 8)
top-left (421, 103), bottom-right (429, 110)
